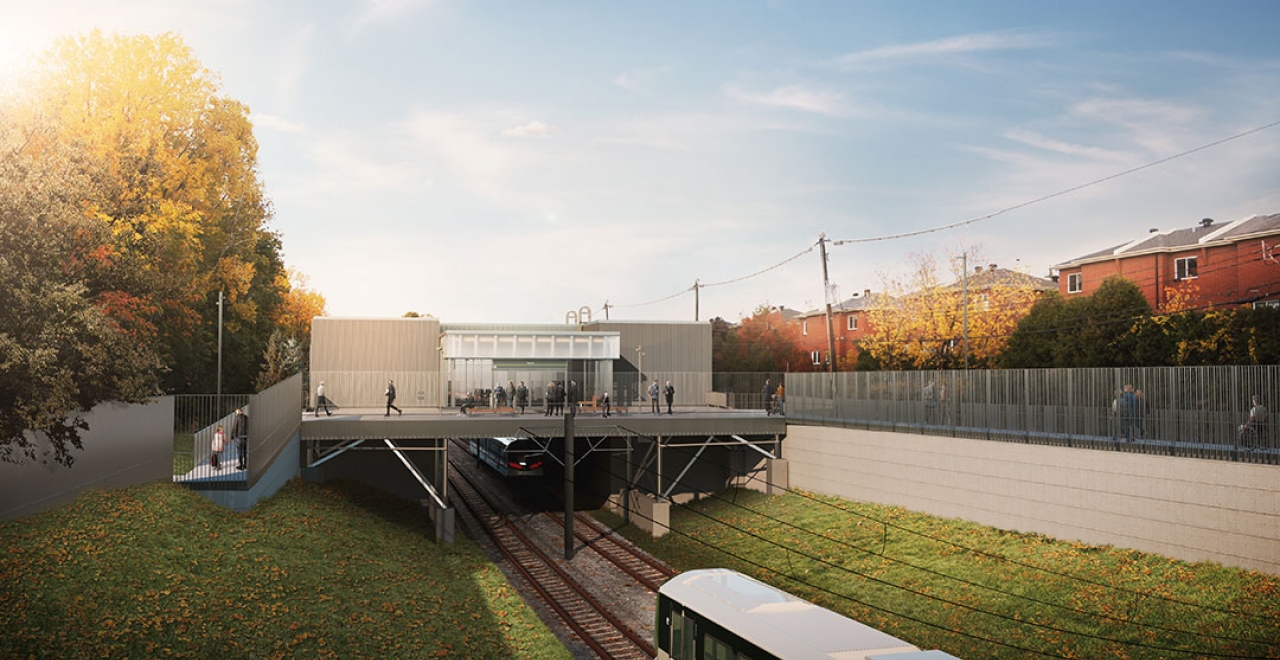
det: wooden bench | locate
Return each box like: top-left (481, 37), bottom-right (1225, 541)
top-left (459, 406), bottom-right (515, 415)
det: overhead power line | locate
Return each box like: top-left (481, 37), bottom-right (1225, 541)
top-left (831, 119), bottom-right (1280, 246)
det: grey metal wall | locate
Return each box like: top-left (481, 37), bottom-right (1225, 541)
top-left (310, 317), bottom-right (443, 409)
top-left (589, 320), bottom-right (712, 406)
top-left (0, 398), bottom-right (174, 520)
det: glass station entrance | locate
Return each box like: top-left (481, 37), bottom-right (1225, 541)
top-left (442, 330), bottom-right (619, 410)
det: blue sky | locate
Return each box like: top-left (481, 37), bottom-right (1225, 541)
top-left (3, 1), bottom-right (1279, 323)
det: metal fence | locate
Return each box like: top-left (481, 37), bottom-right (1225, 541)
top-left (173, 394), bottom-right (251, 483)
top-left (780, 366), bottom-right (1278, 465)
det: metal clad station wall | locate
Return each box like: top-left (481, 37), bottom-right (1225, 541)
top-left (589, 321), bottom-right (712, 405)
top-left (310, 317), bottom-right (443, 409)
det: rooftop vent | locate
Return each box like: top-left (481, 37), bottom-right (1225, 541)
top-left (1149, 228), bottom-right (1159, 233)
top-left (1200, 218), bottom-right (1214, 228)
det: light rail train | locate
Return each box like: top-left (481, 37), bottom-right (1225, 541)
top-left (467, 437), bottom-right (546, 477)
top-left (656, 568), bottom-right (960, 660)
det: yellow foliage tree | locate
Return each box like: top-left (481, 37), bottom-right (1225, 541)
top-left (14, 30), bottom-right (289, 392)
top-left (863, 251), bottom-right (1050, 370)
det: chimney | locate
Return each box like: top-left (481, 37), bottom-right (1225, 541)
top-left (988, 263), bottom-right (998, 271)
top-left (1200, 218), bottom-right (1214, 228)
top-left (864, 289), bottom-right (871, 298)
top-left (974, 265), bottom-right (984, 273)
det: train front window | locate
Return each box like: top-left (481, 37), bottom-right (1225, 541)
top-left (670, 610), bottom-right (695, 659)
top-left (704, 634), bottom-right (735, 660)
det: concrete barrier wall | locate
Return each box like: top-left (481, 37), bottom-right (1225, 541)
top-left (0, 398), bottom-right (174, 520)
top-left (784, 425), bottom-right (1280, 575)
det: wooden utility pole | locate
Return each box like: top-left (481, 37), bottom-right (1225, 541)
top-left (819, 234), bottom-right (837, 374)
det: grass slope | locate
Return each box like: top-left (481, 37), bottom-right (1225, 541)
top-left (600, 489), bottom-right (1280, 660)
top-left (0, 479), bottom-right (571, 660)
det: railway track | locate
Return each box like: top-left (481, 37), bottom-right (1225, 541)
top-left (550, 511), bottom-right (677, 593)
top-left (448, 455), bottom-right (655, 660)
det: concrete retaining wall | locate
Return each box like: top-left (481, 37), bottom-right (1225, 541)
top-left (784, 425), bottom-right (1279, 574)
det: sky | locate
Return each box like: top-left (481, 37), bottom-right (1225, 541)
top-left (2, 1), bottom-right (1279, 324)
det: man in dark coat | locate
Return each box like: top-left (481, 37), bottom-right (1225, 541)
top-left (664, 381), bottom-right (675, 415)
top-left (385, 379), bottom-right (402, 416)
top-left (233, 408), bottom-right (249, 470)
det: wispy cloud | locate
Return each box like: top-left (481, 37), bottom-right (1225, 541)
top-left (1002, 129), bottom-right (1133, 162)
top-left (252, 112), bottom-right (305, 133)
top-left (502, 120), bottom-right (555, 138)
top-left (613, 66), bottom-right (671, 93)
top-left (356, 0), bottom-right (434, 27)
top-left (724, 82), bottom-right (850, 116)
top-left (835, 30), bottom-right (1054, 67)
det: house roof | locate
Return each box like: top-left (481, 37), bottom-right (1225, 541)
top-left (946, 267), bottom-right (1057, 292)
top-left (796, 292), bottom-right (879, 319)
top-left (1053, 213), bottom-right (1280, 270)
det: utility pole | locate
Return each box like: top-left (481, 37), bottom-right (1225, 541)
top-left (602, 301), bottom-right (611, 320)
top-left (961, 252), bottom-right (969, 370)
top-left (818, 234), bottom-right (837, 375)
top-left (217, 291), bottom-right (224, 413)
top-left (635, 345), bottom-right (644, 404)
top-left (693, 279), bottom-right (700, 322)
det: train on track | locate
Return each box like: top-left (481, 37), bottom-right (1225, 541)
top-left (656, 568), bottom-right (960, 660)
top-left (467, 437), bottom-right (547, 477)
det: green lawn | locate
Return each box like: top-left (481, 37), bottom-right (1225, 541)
top-left (0, 480), bottom-right (571, 660)
top-left (598, 489), bottom-right (1280, 660)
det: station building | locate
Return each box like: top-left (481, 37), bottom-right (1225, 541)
top-left (309, 316), bottom-right (713, 411)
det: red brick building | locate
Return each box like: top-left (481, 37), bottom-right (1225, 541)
top-left (1052, 213), bottom-right (1280, 311)
top-left (794, 291), bottom-right (875, 368)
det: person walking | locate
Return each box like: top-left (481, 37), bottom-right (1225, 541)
top-left (1117, 384), bottom-right (1137, 442)
top-left (762, 378), bottom-right (774, 415)
top-left (233, 407), bottom-right (249, 471)
top-left (1239, 393), bottom-right (1270, 450)
top-left (385, 379), bottom-right (402, 416)
top-left (649, 380), bottom-right (660, 414)
top-left (516, 381), bottom-right (529, 414)
top-left (601, 390), bottom-right (612, 418)
top-left (775, 382), bottom-right (786, 417)
top-left (211, 425), bottom-right (225, 471)
top-left (664, 380), bottom-right (675, 415)
top-left (315, 381), bottom-right (332, 416)
top-left (545, 381), bottom-right (555, 416)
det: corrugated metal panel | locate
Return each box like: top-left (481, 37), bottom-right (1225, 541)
top-left (589, 321), bottom-right (712, 404)
top-left (310, 318), bottom-right (443, 408)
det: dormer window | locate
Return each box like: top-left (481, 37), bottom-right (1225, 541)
top-left (1175, 256), bottom-right (1198, 281)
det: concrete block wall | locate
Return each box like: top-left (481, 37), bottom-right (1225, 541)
top-left (784, 425), bottom-right (1279, 575)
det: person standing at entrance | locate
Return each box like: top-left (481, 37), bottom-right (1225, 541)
top-left (649, 380), bottom-right (660, 414)
top-left (385, 379), bottom-right (402, 416)
top-left (664, 380), bottom-right (675, 415)
top-left (568, 381), bottom-right (580, 415)
top-left (233, 408), bottom-right (249, 471)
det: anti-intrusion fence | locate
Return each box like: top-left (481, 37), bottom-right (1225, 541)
top-left (778, 366), bottom-right (1277, 465)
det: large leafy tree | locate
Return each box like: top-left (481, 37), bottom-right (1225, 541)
top-left (1002, 277), bottom-right (1153, 368)
top-left (0, 116), bottom-right (162, 466)
top-left (18, 30), bottom-right (290, 393)
top-left (863, 252), bottom-right (1045, 370)
top-left (713, 306), bottom-right (810, 372)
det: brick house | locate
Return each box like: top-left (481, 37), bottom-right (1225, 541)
top-left (794, 291), bottom-right (875, 368)
top-left (1052, 213), bottom-right (1280, 311)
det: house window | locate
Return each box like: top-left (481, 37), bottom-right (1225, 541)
top-left (1175, 256), bottom-right (1198, 280)
top-left (1254, 300), bottom-right (1280, 309)
top-left (1067, 272), bottom-right (1082, 294)
top-left (975, 293), bottom-right (990, 311)
top-left (846, 315), bottom-right (858, 331)
top-left (802, 320), bottom-right (808, 336)
top-left (810, 350), bottom-right (821, 365)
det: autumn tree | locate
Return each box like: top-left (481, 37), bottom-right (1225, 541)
top-left (862, 251), bottom-right (1049, 370)
top-left (712, 306), bottom-right (810, 372)
top-left (16, 30), bottom-right (301, 393)
top-left (0, 115), bottom-right (162, 465)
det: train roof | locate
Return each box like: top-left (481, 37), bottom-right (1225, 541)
top-left (659, 569), bottom-right (921, 660)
